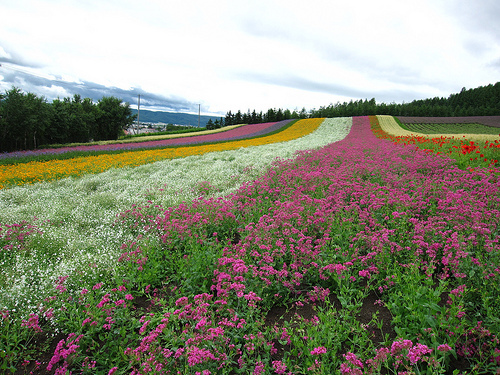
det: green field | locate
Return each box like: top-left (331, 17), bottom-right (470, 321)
top-left (399, 122), bottom-right (500, 135)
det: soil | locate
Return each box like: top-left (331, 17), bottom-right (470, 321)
top-left (264, 289), bottom-right (395, 362)
top-left (264, 289), bottom-right (478, 375)
top-left (16, 288), bottom-right (482, 375)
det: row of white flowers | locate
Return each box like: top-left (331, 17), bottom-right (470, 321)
top-left (0, 117), bottom-right (352, 314)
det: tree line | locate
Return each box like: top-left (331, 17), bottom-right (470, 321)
top-left (2, 82), bottom-right (499, 152)
top-left (224, 82), bottom-right (500, 125)
top-left (0, 87), bottom-right (135, 152)
top-left (224, 107), bottom-right (309, 126)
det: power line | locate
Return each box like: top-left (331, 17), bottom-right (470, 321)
top-left (137, 94), bottom-right (140, 135)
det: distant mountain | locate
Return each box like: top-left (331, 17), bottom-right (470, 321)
top-left (131, 109), bottom-right (223, 127)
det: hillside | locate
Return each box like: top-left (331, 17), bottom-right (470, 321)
top-left (131, 108), bottom-right (222, 127)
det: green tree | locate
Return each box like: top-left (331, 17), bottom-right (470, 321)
top-left (265, 108), bottom-right (276, 122)
top-left (49, 98), bottom-right (71, 144)
top-left (299, 107), bottom-right (308, 119)
top-left (276, 108), bottom-right (284, 121)
top-left (225, 111), bottom-right (234, 126)
top-left (206, 119), bottom-right (214, 130)
top-left (81, 97), bottom-right (97, 141)
top-left (234, 110), bottom-right (243, 124)
top-left (0, 87), bottom-right (50, 151)
top-left (95, 97), bottom-right (135, 141)
top-left (66, 94), bottom-right (93, 143)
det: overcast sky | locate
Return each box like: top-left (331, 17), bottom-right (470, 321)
top-left (1, 0), bottom-right (499, 115)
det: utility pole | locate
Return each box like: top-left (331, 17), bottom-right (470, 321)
top-left (137, 94), bottom-right (140, 135)
top-left (198, 104), bottom-right (200, 128)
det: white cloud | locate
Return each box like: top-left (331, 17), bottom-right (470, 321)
top-left (1, 0), bottom-right (499, 114)
top-left (0, 46), bottom-right (11, 59)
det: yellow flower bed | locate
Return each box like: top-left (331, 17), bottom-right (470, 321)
top-left (0, 118), bottom-right (324, 189)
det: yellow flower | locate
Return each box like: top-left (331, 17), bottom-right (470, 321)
top-left (0, 119), bottom-right (324, 189)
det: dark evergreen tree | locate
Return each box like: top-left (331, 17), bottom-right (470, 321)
top-left (234, 110), bottom-right (243, 124)
top-left (251, 110), bottom-right (259, 124)
top-left (276, 108), bottom-right (284, 121)
top-left (265, 108), bottom-right (276, 122)
top-left (242, 110), bottom-right (251, 124)
top-left (206, 119), bottom-right (214, 130)
top-left (225, 111), bottom-right (234, 126)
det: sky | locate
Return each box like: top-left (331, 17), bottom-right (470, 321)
top-left (1, 0), bottom-right (499, 116)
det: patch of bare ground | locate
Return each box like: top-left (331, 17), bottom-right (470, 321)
top-left (264, 290), bottom-right (395, 363)
top-left (264, 290), bottom-right (475, 375)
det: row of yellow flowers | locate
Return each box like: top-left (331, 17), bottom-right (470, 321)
top-left (0, 118), bottom-right (324, 189)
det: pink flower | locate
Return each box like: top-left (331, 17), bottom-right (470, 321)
top-left (139, 320), bottom-right (150, 334)
top-left (272, 360), bottom-right (287, 374)
top-left (344, 352), bottom-right (363, 368)
top-left (186, 346), bottom-right (215, 366)
top-left (407, 343), bottom-right (432, 365)
top-left (340, 362), bottom-right (363, 375)
top-left (21, 314), bottom-right (42, 333)
top-left (253, 361), bottom-right (265, 375)
top-left (450, 284), bottom-right (466, 297)
top-left (311, 346), bottom-right (327, 355)
top-left (358, 269), bottom-right (370, 278)
top-left (82, 318), bottom-right (92, 326)
top-left (175, 296), bottom-right (189, 306)
top-left (391, 339), bottom-right (413, 355)
top-left (437, 344), bottom-right (452, 352)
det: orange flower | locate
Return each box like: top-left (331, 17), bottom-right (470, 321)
top-left (0, 119), bottom-right (324, 189)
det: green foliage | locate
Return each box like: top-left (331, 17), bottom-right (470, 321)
top-left (309, 82), bottom-right (500, 118)
top-left (0, 87), bottom-right (51, 152)
top-left (0, 88), bottom-right (136, 152)
top-left (225, 82), bottom-right (500, 123)
top-left (95, 96), bottom-right (135, 141)
top-left (399, 122), bottom-right (500, 135)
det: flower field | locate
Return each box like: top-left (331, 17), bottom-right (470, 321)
top-left (377, 115), bottom-right (500, 142)
top-left (398, 116), bottom-right (500, 128)
top-left (1, 116), bottom-right (500, 374)
top-left (0, 121), bottom-right (294, 161)
top-left (376, 115), bottom-right (500, 172)
top-left (0, 119), bottom-right (319, 189)
top-left (397, 123), bottom-right (500, 136)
